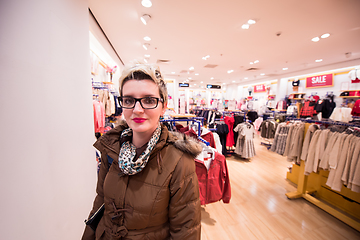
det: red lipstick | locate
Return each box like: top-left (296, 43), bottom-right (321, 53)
top-left (133, 118), bottom-right (146, 123)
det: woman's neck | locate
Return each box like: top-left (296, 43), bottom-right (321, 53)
top-left (132, 125), bottom-right (158, 148)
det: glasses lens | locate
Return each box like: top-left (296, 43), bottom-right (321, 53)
top-left (141, 97), bottom-right (158, 109)
top-left (121, 97), bottom-right (135, 108)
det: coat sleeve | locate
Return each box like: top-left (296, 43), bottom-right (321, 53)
top-left (81, 153), bottom-right (109, 240)
top-left (169, 154), bottom-right (201, 240)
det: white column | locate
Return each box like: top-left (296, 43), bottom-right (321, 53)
top-left (0, 0), bottom-right (96, 239)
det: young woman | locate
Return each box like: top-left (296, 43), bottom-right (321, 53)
top-left (82, 63), bottom-right (202, 240)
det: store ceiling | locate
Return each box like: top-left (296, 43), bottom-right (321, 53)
top-left (89, 0), bottom-right (360, 88)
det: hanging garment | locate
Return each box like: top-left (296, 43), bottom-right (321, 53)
top-left (93, 100), bottom-right (105, 133)
top-left (233, 114), bottom-right (245, 145)
top-left (216, 123), bottom-right (229, 156)
top-left (233, 123), bottom-right (255, 158)
top-left (200, 128), bottom-right (216, 149)
top-left (224, 116), bottom-right (235, 147)
top-left (195, 150), bottom-right (231, 205)
top-left (330, 107), bottom-right (353, 122)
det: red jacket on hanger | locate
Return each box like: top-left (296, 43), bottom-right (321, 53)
top-left (195, 151), bottom-right (231, 205)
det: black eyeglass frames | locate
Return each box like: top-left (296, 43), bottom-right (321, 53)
top-left (119, 96), bottom-right (163, 109)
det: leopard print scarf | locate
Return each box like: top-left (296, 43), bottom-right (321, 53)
top-left (118, 123), bottom-right (161, 175)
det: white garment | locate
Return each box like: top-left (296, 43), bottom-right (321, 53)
top-left (329, 107), bottom-right (352, 122)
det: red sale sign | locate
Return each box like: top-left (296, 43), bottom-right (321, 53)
top-left (306, 73), bottom-right (333, 88)
top-left (254, 84), bottom-right (266, 92)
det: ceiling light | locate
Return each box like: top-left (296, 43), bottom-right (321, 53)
top-left (144, 54), bottom-right (150, 57)
top-left (254, 60), bottom-right (259, 63)
top-left (244, 77), bottom-right (248, 80)
top-left (222, 83), bottom-right (226, 85)
top-left (312, 37), bottom-right (320, 42)
top-left (140, 14), bottom-right (151, 25)
top-left (315, 59), bottom-right (323, 62)
top-left (283, 67), bottom-right (288, 70)
top-left (143, 43), bottom-right (150, 50)
top-left (141, 0), bottom-right (152, 8)
top-left (144, 58), bottom-right (148, 63)
top-left (194, 83), bottom-right (197, 85)
top-left (260, 73), bottom-right (265, 76)
top-left (227, 70), bottom-right (234, 73)
top-left (210, 77), bottom-right (214, 80)
top-left (232, 81), bottom-right (236, 83)
top-left (189, 66), bottom-right (194, 70)
top-left (321, 33), bottom-right (330, 39)
top-left (195, 73), bottom-right (199, 75)
top-left (242, 24), bottom-right (250, 29)
top-left (201, 81), bottom-right (203, 83)
top-left (144, 36), bottom-right (151, 41)
top-left (248, 19), bottom-right (256, 24)
top-left (188, 77), bottom-right (192, 79)
top-left (250, 62), bottom-right (254, 64)
top-left (202, 55), bottom-right (210, 60)
top-left (171, 72), bottom-right (175, 74)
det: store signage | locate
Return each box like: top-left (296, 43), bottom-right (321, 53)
top-left (254, 84), bottom-right (266, 93)
top-left (179, 83), bottom-right (189, 87)
top-left (306, 73), bottom-right (333, 88)
top-left (207, 84), bottom-right (221, 89)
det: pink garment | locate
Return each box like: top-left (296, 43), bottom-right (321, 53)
top-left (224, 116), bottom-right (235, 147)
top-left (93, 100), bottom-right (105, 133)
top-left (195, 151), bottom-right (231, 205)
top-left (254, 117), bottom-right (263, 131)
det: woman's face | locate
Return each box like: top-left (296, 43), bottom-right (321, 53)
top-left (122, 79), bottom-right (166, 136)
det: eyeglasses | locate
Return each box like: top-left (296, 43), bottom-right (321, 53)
top-left (119, 96), bottom-right (163, 109)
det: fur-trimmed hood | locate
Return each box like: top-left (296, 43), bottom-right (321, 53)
top-left (167, 131), bottom-right (202, 158)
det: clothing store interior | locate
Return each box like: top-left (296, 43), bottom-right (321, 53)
top-left (2, 0), bottom-right (360, 239)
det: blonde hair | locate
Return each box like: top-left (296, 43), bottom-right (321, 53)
top-left (119, 61), bottom-right (168, 105)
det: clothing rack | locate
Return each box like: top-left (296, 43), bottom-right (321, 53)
top-left (223, 110), bottom-right (246, 121)
top-left (285, 120), bottom-right (360, 231)
top-left (286, 117), bottom-right (360, 127)
top-left (160, 118), bottom-right (208, 144)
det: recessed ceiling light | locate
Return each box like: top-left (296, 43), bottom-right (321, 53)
top-left (254, 60), bottom-right (259, 63)
top-left (260, 73), bottom-right (265, 76)
top-left (144, 58), bottom-right (148, 63)
top-left (312, 37), bottom-right (320, 42)
top-left (171, 72), bottom-right (175, 74)
top-left (211, 77), bottom-right (214, 80)
top-left (315, 59), bottom-right (323, 62)
top-left (140, 14), bottom-right (151, 25)
top-left (250, 62), bottom-right (254, 64)
top-left (201, 81), bottom-right (203, 83)
top-left (248, 19), bottom-right (256, 24)
top-left (141, 0), bottom-right (152, 8)
top-left (143, 43), bottom-right (150, 50)
top-left (321, 33), bottom-right (330, 39)
top-left (242, 24), bottom-right (250, 29)
top-left (144, 54), bottom-right (150, 57)
top-left (195, 73), bottom-right (199, 76)
top-left (227, 70), bottom-right (234, 73)
top-left (202, 55), bottom-right (210, 60)
top-left (189, 66), bottom-right (194, 70)
top-left (222, 83), bottom-right (226, 85)
top-left (244, 77), bottom-right (248, 80)
top-left (283, 67), bottom-right (288, 70)
top-left (188, 77), bottom-right (192, 80)
top-left (232, 80), bottom-right (236, 83)
top-left (144, 36), bottom-right (151, 41)
top-left (194, 83), bottom-right (197, 85)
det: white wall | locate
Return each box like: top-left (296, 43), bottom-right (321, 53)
top-left (0, 1), bottom-right (96, 239)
